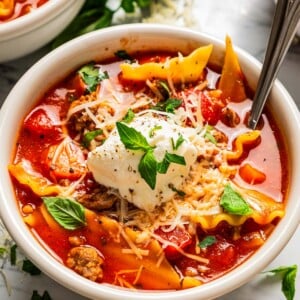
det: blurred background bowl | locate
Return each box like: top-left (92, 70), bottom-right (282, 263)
top-left (0, 0), bottom-right (84, 63)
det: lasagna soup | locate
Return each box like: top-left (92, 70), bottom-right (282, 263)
top-left (0, 0), bottom-right (48, 23)
top-left (9, 37), bottom-right (289, 290)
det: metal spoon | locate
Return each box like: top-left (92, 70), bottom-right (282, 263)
top-left (248, 0), bottom-right (300, 129)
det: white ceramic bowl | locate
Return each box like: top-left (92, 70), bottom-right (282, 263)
top-left (0, 24), bottom-right (300, 300)
top-left (0, 0), bottom-right (84, 62)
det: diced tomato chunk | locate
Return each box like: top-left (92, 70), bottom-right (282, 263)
top-left (67, 74), bottom-right (86, 97)
top-left (42, 138), bottom-right (86, 182)
top-left (201, 92), bottom-right (222, 125)
top-left (24, 105), bottom-right (62, 139)
top-left (206, 237), bottom-right (238, 271)
top-left (155, 226), bottom-right (192, 260)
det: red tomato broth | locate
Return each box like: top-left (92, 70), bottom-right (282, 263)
top-left (9, 49), bottom-right (289, 290)
top-left (0, 0), bottom-right (48, 23)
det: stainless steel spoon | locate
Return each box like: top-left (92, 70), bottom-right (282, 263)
top-left (248, 0), bottom-right (300, 129)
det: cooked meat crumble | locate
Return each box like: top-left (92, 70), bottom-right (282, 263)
top-left (66, 246), bottom-right (104, 281)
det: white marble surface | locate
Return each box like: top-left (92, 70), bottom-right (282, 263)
top-left (0, 0), bottom-right (299, 299)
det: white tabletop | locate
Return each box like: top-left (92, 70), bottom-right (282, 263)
top-left (0, 1), bottom-right (299, 299)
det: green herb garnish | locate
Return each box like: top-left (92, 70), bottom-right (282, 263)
top-left (22, 259), bottom-right (41, 276)
top-left (116, 122), bottom-right (186, 189)
top-left (122, 109), bottom-right (135, 123)
top-left (115, 50), bottom-right (134, 62)
top-left (158, 81), bottom-right (171, 97)
top-left (199, 236), bottom-right (217, 249)
top-left (31, 290), bottom-right (52, 300)
top-left (264, 265), bottom-right (298, 300)
top-left (0, 247), bottom-right (6, 257)
top-left (171, 134), bottom-right (185, 150)
top-left (204, 125), bottom-right (217, 144)
top-left (220, 184), bottom-right (253, 215)
top-left (82, 129), bottom-right (103, 147)
top-left (78, 63), bottom-right (109, 93)
top-left (157, 152), bottom-right (186, 174)
top-left (138, 149), bottom-right (157, 190)
top-left (153, 98), bottom-right (182, 113)
top-left (116, 122), bottom-right (153, 152)
top-left (168, 183), bottom-right (185, 197)
top-left (10, 244), bottom-right (17, 266)
top-left (52, 0), bottom-right (151, 48)
top-left (149, 125), bottom-right (162, 138)
top-left (42, 197), bottom-right (86, 230)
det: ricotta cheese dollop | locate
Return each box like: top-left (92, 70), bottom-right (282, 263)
top-left (87, 115), bottom-right (197, 212)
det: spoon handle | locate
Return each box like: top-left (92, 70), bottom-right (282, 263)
top-left (248, 0), bottom-right (300, 129)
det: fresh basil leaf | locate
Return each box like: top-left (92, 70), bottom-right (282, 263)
top-left (10, 244), bottom-right (17, 265)
top-left (31, 290), bottom-right (52, 300)
top-left (220, 184), bottom-right (253, 215)
top-left (138, 150), bottom-right (157, 189)
top-left (122, 109), bottom-right (135, 123)
top-left (42, 197), bottom-right (86, 230)
top-left (82, 129), bottom-right (103, 148)
top-left (157, 157), bottom-right (170, 174)
top-left (171, 134), bottom-right (185, 150)
top-left (165, 152), bottom-right (186, 165)
top-left (153, 98), bottom-right (182, 113)
top-left (149, 125), bottom-right (162, 138)
top-left (78, 63), bottom-right (109, 93)
top-left (157, 152), bottom-right (186, 174)
top-left (264, 265), bottom-right (297, 300)
top-left (116, 122), bottom-right (153, 151)
top-left (199, 236), bottom-right (217, 249)
top-left (22, 259), bottom-right (41, 275)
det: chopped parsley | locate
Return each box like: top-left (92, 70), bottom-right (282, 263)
top-left (78, 63), bottom-right (109, 93)
top-left (152, 98), bottom-right (182, 113)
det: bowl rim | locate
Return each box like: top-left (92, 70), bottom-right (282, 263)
top-left (0, 23), bottom-right (300, 300)
top-left (0, 0), bottom-right (79, 40)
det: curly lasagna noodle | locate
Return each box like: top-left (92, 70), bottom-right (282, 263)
top-left (9, 37), bottom-right (288, 290)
